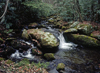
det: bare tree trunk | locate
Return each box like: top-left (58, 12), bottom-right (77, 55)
top-left (75, 0), bottom-right (83, 22)
top-left (0, 0), bottom-right (9, 24)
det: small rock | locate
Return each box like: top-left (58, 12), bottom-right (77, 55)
top-left (44, 53), bottom-right (55, 60)
top-left (56, 63), bottom-right (65, 71)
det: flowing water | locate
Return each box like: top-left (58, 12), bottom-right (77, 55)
top-left (58, 32), bottom-right (77, 50)
top-left (8, 20), bottom-right (100, 73)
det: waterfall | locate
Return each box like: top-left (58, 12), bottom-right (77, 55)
top-left (58, 32), bottom-right (77, 49)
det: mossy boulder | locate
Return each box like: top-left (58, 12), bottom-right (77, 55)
top-left (44, 53), bottom-right (55, 60)
top-left (64, 28), bottom-right (77, 33)
top-left (90, 31), bottom-right (100, 41)
top-left (65, 34), bottom-right (100, 48)
top-left (56, 63), bottom-right (65, 71)
top-left (77, 24), bottom-right (94, 35)
top-left (26, 29), bottom-right (59, 52)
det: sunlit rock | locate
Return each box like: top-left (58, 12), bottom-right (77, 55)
top-left (27, 29), bottom-right (59, 52)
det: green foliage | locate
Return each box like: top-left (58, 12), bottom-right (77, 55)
top-left (0, 0), bottom-right (54, 28)
top-left (16, 58), bottom-right (30, 67)
top-left (54, 0), bottom-right (100, 22)
top-left (6, 60), bottom-right (13, 64)
top-left (31, 61), bottom-right (50, 68)
top-left (22, 1), bottom-right (54, 18)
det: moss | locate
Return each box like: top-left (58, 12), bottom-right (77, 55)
top-left (56, 63), bottom-right (65, 71)
top-left (64, 28), bottom-right (77, 33)
top-left (6, 60), bottom-right (13, 64)
top-left (44, 53), bottom-right (55, 60)
top-left (77, 24), bottom-right (94, 35)
top-left (66, 34), bottom-right (100, 47)
top-left (61, 26), bottom-right (67, 29)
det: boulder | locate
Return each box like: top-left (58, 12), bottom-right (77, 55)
top-left (77, 24), bottom-right (94, 35)
top-left (64, 34), bottom-right (100, 48)
top-left (56, 63), bottom-right (65, 71)
top-left (4, 46), bottom-right (15, 56)
top-left (22, 29), bottom-right (59, 52)
top-left (44, 53), bottom-right (55, 60)
top-left (11, 40), bottom-right (31, 50)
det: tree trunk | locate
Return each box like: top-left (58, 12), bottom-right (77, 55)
top-left (76, 0), bottom-right (83, 22)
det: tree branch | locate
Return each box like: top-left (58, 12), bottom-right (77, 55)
top-left (0, 0), bottom-right (9, 19)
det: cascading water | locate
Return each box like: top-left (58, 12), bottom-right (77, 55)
top-left (10, 40), bottom-right (36, 60)
top-left (22, 48), bottom-right (34, 59)
top-left (58, 32), bottom-right (77, 49)
top-left (10, 50), bottom-right (22, 59)
top-left (44, 26), bottom-right (77, 50)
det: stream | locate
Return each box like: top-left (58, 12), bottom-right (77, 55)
top-left (2, 19), bottom-right (100, 73)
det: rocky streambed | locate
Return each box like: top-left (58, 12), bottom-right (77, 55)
top-left (0, 16), bottom-right (100, 73)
